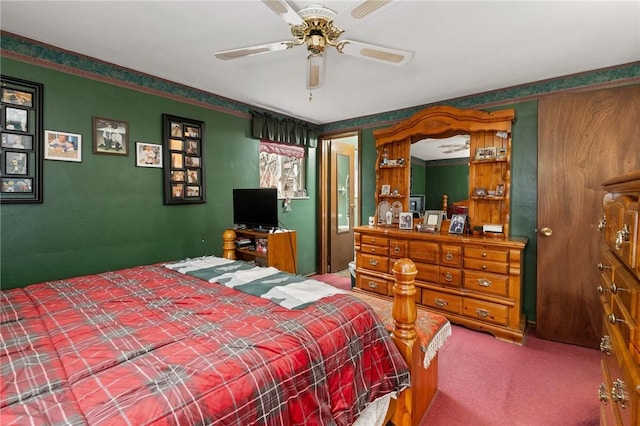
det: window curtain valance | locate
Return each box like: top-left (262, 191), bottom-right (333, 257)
top-left (251, 111), bottom-right (318, 148)
top-left (259, 140), bottom-right (305, 159)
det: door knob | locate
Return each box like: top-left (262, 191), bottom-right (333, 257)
top-left (540, 227), bottom-right (553, 237)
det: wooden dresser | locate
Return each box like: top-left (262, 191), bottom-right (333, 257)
top-left (597, 170), bottom-right (640, 425)
top-left (354, 226), bottom-right (527, 343)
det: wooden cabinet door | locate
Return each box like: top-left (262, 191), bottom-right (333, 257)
top-left (537, 85), bottom-right (640, 347)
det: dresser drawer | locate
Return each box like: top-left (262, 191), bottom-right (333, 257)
top-left (463, 258), bottom-right (509, 275)
top-left (356, 252), bottom-right (389, 274)
top-left (464, 270), bottom-right (510, 297)
top-left (439, 267), bottom-right (462, 288)
top-left (462, 298), bottom-right (509, 326)
top-left (360, 244), bottom-right (389, 256)
top-left (612, 265), bottom-right (640, 320)
top-left (413, 261), bottom-right (439, 284)
top-left (422, 289), bottom-right (462, 315)
top-left (361, 234), bottom-right (389, 247)
top-left (356, 273), bottom-right (389, 296)
top-left (464, 246), bottom-right (509, 262)
top-left (441, 245), bottom-right (462, 267)
top-left (389, 239), bottom-right (408, 257)
top-left (409, 240), bottom-right (439, 263)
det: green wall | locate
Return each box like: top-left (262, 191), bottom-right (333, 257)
top-left (424, 162), bottom-right (469, 210)
top-left (0, 58), bottom-right (318, 289)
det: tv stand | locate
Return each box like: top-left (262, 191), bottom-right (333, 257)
top-left (222, 228), bottom-right (297, 274)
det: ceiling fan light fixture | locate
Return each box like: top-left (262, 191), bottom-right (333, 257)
top-left (306, 33), bottom-right (326, 55)
top-left (306, 53), bottom-right (325, 90)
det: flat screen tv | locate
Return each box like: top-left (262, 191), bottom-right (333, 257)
top-left (232, 188), bottom-right (279, 231)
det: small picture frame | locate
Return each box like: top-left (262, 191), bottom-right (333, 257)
top-left (2, 88), bottom-right (33, 107)
top-left (419, 210), bottom-right (444, 233)
top-left (186, 139), bottom-right (199, 155)
top-left (93, 117), bottom-right (129, 156)
top-left (2, 132), bottom-right (33, 150)
top-left (398, 212), bottom-right (413, 230)
top-left (169, 139), bottom-right (183, 151)
top-left (449, 214), bottom-right (468, 234)
top-left (474, 147), bottom-right (497, 160)
top-left (5, 107), bottom-right (28, 132)
top-left (171, 152), bottom-right (184, 169)
top-left (381, 184), bottom-right (391, 196)
top-left (4, 151), bottom-right (28, 175)
top-left (185, 156), bottom-right (200, 168)
top-left (1, 177), bottom-right (33, 193)
top-left (44, 130), bottom-right (82, 162)
top-left (171, 170), bottom-right (185, 182)
top-left (496, 147), bottom-right (507, 160)
top-left (170, 122), bottom-right (183, 137)
top-left (496, 184), bottom-right (505, 196)
top-left (187, 169), bottom-right (199, 184)
top-left (135, 142), bottom-right (162, 168)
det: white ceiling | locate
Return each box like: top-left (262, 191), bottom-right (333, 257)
top-left (1, 0), bottom-right (638, 127)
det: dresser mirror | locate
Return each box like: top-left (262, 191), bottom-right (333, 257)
top-left (410, 135), bottom-right (470, 212)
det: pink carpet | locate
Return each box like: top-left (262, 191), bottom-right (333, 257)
top-left (312, 272), bottom-right (601, 426)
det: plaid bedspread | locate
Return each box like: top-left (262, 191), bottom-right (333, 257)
top-left (0, 263), bottom-right (410, 425)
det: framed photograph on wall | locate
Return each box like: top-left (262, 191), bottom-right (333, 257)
top-left (93, 116), bottom-right (129, 156)
top-left (0, 75), bottom-right (43, 204)
top-left (162, 113), bottom-right (205, 205)
top-left (381, 184), bottom-right (390, 196)
top-left (135, 142), bottom-right (162, 168)
top-left (399, 212), bottom-right (413, 230)
top-left (44, 130), bottom-right (82, 162)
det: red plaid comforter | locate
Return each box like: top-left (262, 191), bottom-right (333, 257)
top-left (0, 264), bottom-right (410, 425)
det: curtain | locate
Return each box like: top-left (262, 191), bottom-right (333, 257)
top-left (251, 111), bottom-right (318, 148)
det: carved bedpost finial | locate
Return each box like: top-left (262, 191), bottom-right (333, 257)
top-left (222, 229), bottom-right (237, 260)
top-left (442, 194), bottom-right (448, 213)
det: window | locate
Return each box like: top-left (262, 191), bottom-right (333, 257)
top-left (259, 141), bottom-right (306, 198)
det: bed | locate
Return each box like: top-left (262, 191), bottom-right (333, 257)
top-left (1, 239), bottom-right (450, 425)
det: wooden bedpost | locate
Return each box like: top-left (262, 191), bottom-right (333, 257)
top-left (222, 229), bottom-right (237, 260)
top-left (391, 258), bottom-right (418, 426)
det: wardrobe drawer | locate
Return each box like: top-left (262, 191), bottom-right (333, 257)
top-left (360, 244), bottom-right (389, 256)
top-left (409, 240), bottom-right (439, 263)
top-left (422, 289), bottom-right (461, 315)
top-left (439, 266), bottom-right (462, 288)
top-left (464, 258), bottom-right (509, 275)
top-left (441, 244), bottom-right (462, 267)
top-left (356, 252), bottom-right (389, 274)
top-left (356, 273), bottom-right (389, 296)
top-left (413, 261), bottom-right (439, 284)
top-left (462, 298), bottom-right (509, 326)
top-left (389, 239), bottom-right (408, 257)
top-left (464, 270), bottom-right (510, 297)
top-left (464, 246), bottom-right (509, 262)
top-left (361, 234), bottom-right (389, 247)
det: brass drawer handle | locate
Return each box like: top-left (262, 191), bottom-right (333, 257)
top-left (615, 224), bottom-right (630, 251)
top-left (609, 282), bottom-right (627, 294)
top-left (475, 308), bottom-right (490, 318)
top-left (608, 313), bottom-right (625, 325)
top-left (367, 281), bottom-right (378, 289)
top-left (482, 252), bottom-right (488, 258)
top-left (445, 252), bottom-right (454, 261)
top-left (394, 245), bottom-right (401, 253)
top-left (369, 259), bottom-right (379, 266)
top-left (598, 383), bottom-right (609, 404)
top-left (434, 298), bottom-right (448, 307)
top-left (596, 285), bottom-right (608, 294)
top-left (477, 278), bottom-right (492, 287)
top-left (481, 264), bottom-right (487, 270)
top-left (600, 335), bottom-right (612, 355)
top-left (597, 263), bottom-right (611, 271)
top-left (611, 379), bottom-right (628, 408)
top-left (444, 272), bottom-right (453, 282)
top-left (597, 213), bottom-right (606, 232)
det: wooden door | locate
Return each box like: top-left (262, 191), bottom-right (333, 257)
top-left (330, 141), bottom-right (355, 272)
top-left (537, 85), bottom-right (640, 347)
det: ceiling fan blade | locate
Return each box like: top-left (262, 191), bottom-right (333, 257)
top-left (331, 0), bottom-right (398, 32)
top-left (215, 41), bottom-right (295, 60)
top-left (336, 40), bottom-right (413, 66)
top-left (306, 53), bottom-right (326, 90)
top-left (261, 0), bottom-right (304, 26)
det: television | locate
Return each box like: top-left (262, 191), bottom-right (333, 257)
top-left (232, 188), bottom-right (279, 231)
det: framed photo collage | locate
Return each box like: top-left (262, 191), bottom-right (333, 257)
top-left (162, 114), bottom-right (205, 205)
top-left (0, 76), bottom-right (43, 203)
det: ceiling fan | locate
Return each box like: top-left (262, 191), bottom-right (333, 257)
top-left (214, 0), bottom-right (413, 90)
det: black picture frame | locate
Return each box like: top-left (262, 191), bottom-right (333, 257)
top-left (0, 75), bottom-right (43, 203)
top-left (93, 116), bottom-right (129, 156)
top-left (162, 114), bottom-right (205, 204)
